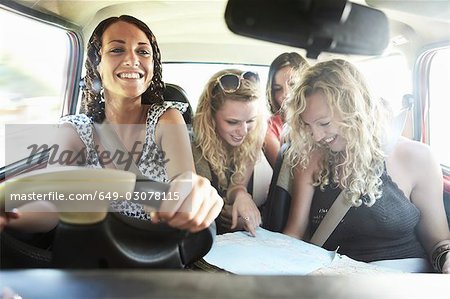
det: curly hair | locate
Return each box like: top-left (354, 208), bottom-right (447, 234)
top-left (193, 69), bottom-right (268, 190)
top-left (80, 15), bottom-right (165, 123)
top-left (285, 59), bottom-right (388, 207)
top-left (266, 52), bottom-right (309, 114)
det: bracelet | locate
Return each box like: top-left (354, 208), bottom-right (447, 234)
top-left (430, 241), bottom-right (450, 273)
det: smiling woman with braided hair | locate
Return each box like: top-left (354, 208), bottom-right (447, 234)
top-left (2, 15), bottom-right (223, 234)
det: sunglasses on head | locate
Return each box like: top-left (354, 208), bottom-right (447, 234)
top-left (215, 71), bottom-right (260, 94)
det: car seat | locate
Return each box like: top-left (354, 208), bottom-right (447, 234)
top-left (164, 83), bottom-right (193, 126)
top-left (261, 143), bottom-right (292, 232)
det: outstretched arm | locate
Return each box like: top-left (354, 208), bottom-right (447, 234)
top-left (154, 108), bottom-right (223, 232)
top-left (156, 108), bottom-right (195, 176)
top-left (226, 160), bottom-right (261, 237)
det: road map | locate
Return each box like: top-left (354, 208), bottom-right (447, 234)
top-left (204, 227), bottom-right (397, 275)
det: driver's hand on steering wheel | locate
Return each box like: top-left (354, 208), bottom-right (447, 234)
top-left (150, 171), bottom-right (223, 233)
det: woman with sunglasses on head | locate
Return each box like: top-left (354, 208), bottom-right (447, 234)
top-left (264, 52), bottom-right (309, 168)
top-left (192, 69), bottom-right (268, 236)
top-left (283, 59), bottom-right (450, 273)
top-left (2, 15), bottom-right (223, 234)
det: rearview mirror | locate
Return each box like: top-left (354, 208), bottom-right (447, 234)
top-left (225, 0), bottom-right (389, 58)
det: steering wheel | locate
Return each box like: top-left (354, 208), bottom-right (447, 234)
top-left (0, 167), bottom-right (214, 269)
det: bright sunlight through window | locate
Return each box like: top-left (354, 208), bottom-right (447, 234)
top-left (0, 8), bottom-right (69, 166)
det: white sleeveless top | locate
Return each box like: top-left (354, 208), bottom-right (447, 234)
top-left (59, 101), bottom-right (188, 220)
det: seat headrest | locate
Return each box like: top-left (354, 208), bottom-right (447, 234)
top-left (164, 83), bottom-right (193, 125)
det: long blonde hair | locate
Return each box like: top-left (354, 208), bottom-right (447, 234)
top-left (193, 69), bottom-right (267, 190)
top-left (285, 59), bottom-right (388, 206)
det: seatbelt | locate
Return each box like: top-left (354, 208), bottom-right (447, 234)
top-left (309, 191), bottom-right (350, 247)
top-left (310, 104), bottom-right (411, 247)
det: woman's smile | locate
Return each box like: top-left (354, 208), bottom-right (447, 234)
top-left (116, 71), bottom-right (144, 79)
top-left (97, 21), bottom-right (154, 101)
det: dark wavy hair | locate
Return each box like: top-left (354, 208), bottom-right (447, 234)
top-left (266, 52), bottom-right (308, 114)
top-left (81, 15), bottom-right (165, 123)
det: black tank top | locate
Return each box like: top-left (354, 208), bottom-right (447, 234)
top-left (309, 170), bottom-right (426, 262)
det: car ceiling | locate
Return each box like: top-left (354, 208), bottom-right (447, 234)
top-left (10, 0), bottom-right (450, 65)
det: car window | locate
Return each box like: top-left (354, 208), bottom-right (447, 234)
top-left (428, 47), bottom-right (450, 168)
top-left (163, 58), bottom-right (411, 116)
top-left (355, 54), bottom-right (412, 114)
top-left (163, 63), bottom-right (268, 111)
top-left (0, 8), bottom-right (70, 167)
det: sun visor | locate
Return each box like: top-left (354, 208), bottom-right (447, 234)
top-left (225, 0), bottom-right (389, 59)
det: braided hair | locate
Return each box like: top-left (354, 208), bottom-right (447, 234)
top-left (80, 15), bottom-right (165, 123)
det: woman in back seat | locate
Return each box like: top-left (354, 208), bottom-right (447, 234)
top-left (263, 52), bottom-right (309, 168)
top-left (192, 69), bottom-right (268, 236)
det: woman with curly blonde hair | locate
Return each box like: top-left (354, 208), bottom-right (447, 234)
top-left (193, 69), bottom-right (268, 236)
top-left (283, 59), bottom-right (450, 273)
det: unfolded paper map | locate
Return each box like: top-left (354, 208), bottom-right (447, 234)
top-left (204, 227), bottom-right (398, 275)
